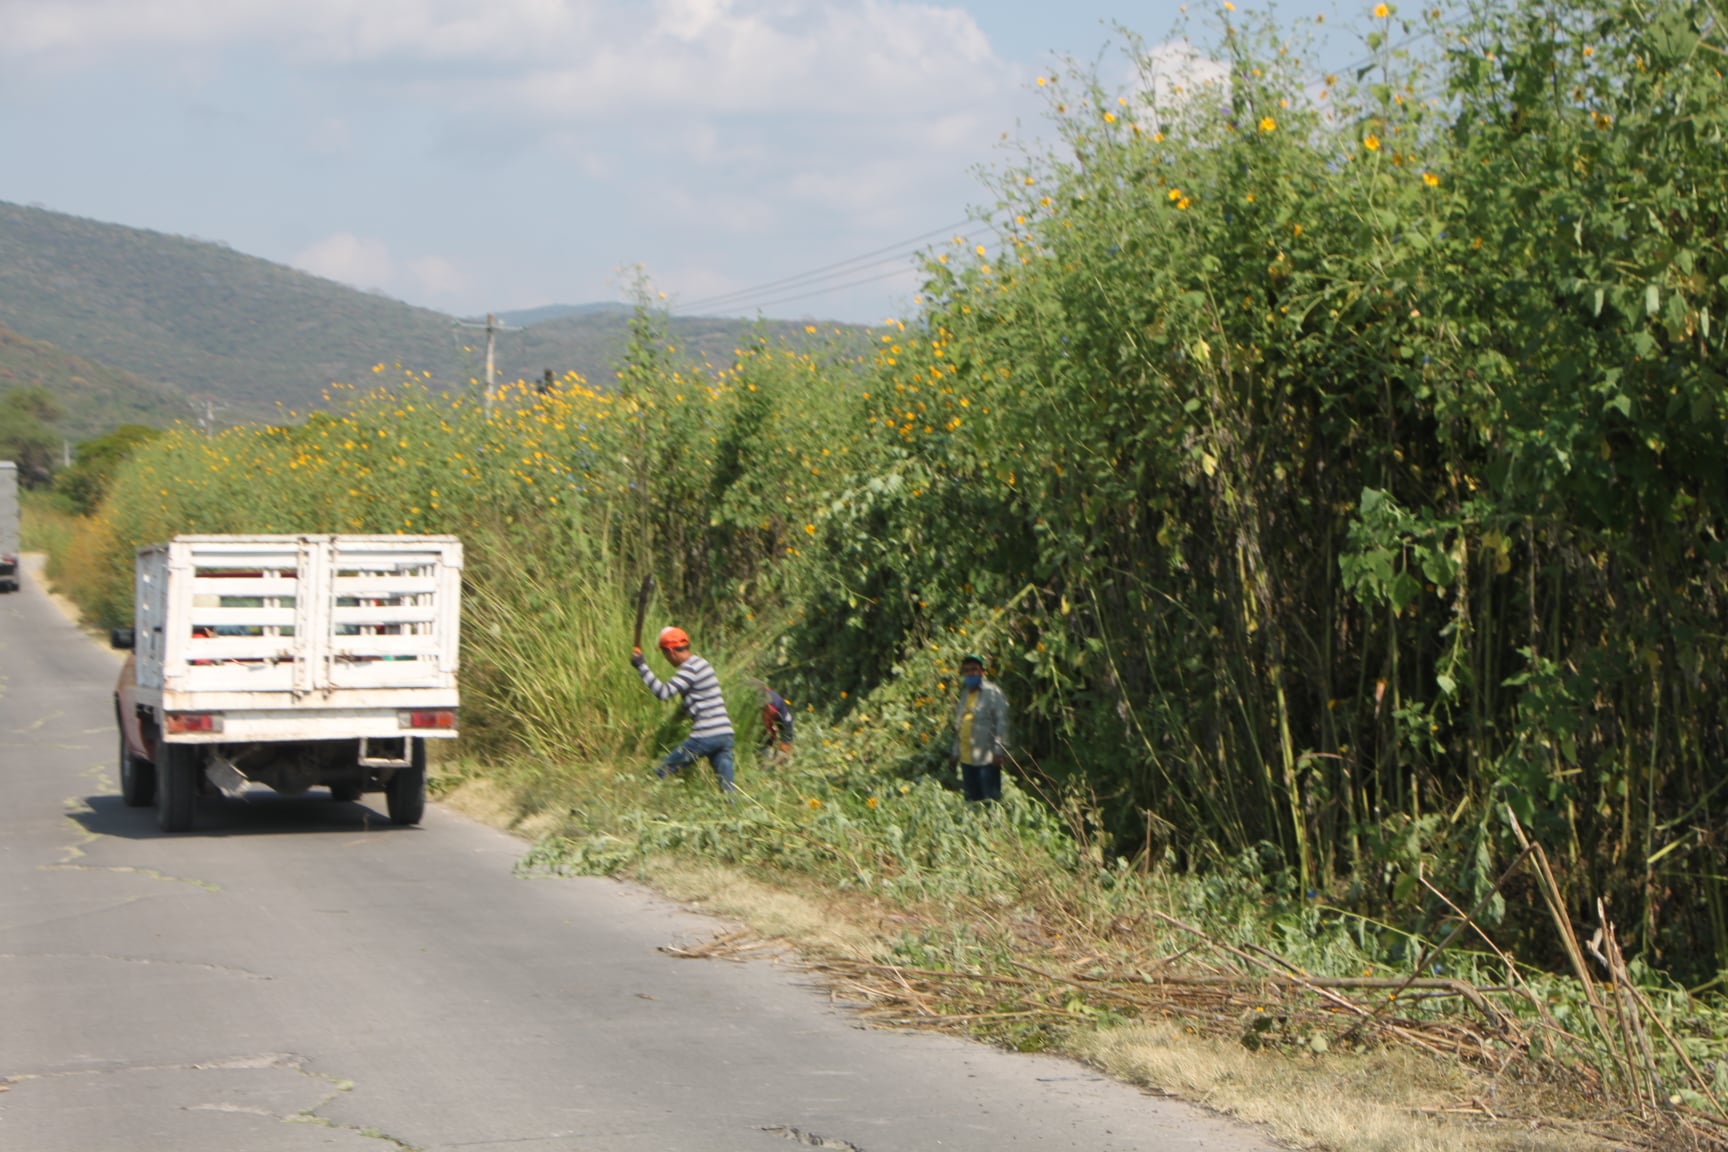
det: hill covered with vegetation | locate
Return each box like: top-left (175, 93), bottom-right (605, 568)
top-left (0, 201), bottom-right (861, 432)
top-left (0, 322), bottom-right (186, 438)
top-left (0, 201), bottom-right (459, 421)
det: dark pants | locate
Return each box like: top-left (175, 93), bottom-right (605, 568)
top-left (961, 762), bottom-right (1001, 802)
top-left (657, 734), bottom-right (736, 791)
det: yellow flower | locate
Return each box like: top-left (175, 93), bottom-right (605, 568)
top-left (866, 797), bottom-right (879, 809)
top-left (1036, 76), bottom-right (1047, 86)
top-left (807, 797), bottom-right (822, 809)
top-left (899, 784), bottom-right (912, 795)
top-left (1103, 111), bottom-right (1117, 122)
top-left (1363, 133), bottom-right (1381, 151)
top-left (1177, 197), bottom-right (1192, 210)
top-left (1168, 187), bottom-right (1183, 201)
top-left (804, 523), bottom-right (816, 535)
top-left (1422, 171), bottom-right (1440, 187)
top-left (1259, 116), bottom-right (1276, 132)
top-left (1224, 1), bottom-right (1235, 9)
top-left (1373, 2), bottom-right (1389, 16)
top-left (975, 244), bottom-right (987, 256)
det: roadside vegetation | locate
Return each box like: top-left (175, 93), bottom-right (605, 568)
top-left (29, 1), bottom-right (1728, 1147)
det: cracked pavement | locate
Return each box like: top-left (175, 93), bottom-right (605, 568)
top-left (1, 561), bottom-right (1276, 1152)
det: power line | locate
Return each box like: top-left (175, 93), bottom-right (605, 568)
top-left (674, 219), bottom-right (999, 316)
top-left (676, 219), bottom-right (974, 312)
top-left (667, 32), bottom-right (1444, 320)
top-left (699, 263), bottom-right (935, 317)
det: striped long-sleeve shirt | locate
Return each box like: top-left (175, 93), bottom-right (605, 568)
top-left (636, 654), bottom-right (735, 740)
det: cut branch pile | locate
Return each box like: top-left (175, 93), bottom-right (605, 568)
top-left (790, 819), bottom-right (1728, 1152)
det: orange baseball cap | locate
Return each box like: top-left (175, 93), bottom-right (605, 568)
top-left (657, 626), bottom-right (690, 650)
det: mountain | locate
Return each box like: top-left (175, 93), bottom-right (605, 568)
top-left (0, 200), bottom-right (869, 435)
top-left (0, 201), bottom-right (461, 422)
top-left (0, 322), bottom-right (187, 439)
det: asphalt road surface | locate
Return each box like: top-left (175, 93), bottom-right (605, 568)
top-left (0, 558), bottom-right (1277, 1152)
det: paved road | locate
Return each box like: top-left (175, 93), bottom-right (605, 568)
top-left (0, 558), bottom-right (1276, 1152)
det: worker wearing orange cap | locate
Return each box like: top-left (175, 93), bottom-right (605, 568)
top-left (632, 625), bottom-right (736, 791)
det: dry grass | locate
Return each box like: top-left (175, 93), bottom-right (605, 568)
top-left (637, 859), bottom-right (887, 959)
top-left (438, 772), bottom-right (568, 843)
top-left (1079, 1024), bottom-right (1615, 1152)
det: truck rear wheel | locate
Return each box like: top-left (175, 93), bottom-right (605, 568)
top-left (157, 744), bottom-right (199, 833)
top-left (120, 732), bottom-right (156, 807)
top-left (386, 739), bottom-right (426, 826)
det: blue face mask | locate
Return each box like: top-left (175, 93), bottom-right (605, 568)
top-left (961, 674), bottom-right (982, 690)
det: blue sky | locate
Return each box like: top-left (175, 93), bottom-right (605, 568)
top-left (0, 1), bottom-right (1352, 325)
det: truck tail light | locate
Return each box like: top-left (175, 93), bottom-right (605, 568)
top-left (165, 712), bottom-right (224, 734)
top-left (400, 709), bottom-right (456, 730)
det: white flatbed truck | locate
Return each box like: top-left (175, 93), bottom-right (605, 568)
top-left (112, 534), bottom-right (463, 831)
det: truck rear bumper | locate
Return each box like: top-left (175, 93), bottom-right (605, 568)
top-left (155, 707), bottom-right (460, 744)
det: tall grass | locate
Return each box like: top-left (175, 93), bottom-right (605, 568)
top-left (18, 489), bottom-right (75, 557)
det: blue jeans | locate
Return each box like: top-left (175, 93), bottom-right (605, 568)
top-left (961, 762), bottom-right (1001, 802)
top-left (657, 734), bottom-right (736, 791)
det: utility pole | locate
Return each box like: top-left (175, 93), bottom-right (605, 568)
top-left (484, 313), bottom-right (498, 403)
top-left (190, 397), bottom-right (222, 438)
top-left (451, 313), bottom-right (520, 416)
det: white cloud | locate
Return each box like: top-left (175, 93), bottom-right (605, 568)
top-left (0, 0), bottom-right (593, 65)
top-left (291, 233), bottom-right (468, 300)
top-left (289, 231), bottom-right (396, 294)
top-left (408, 255), bottom-right (464, 297)
top-left (2, 1), bottom-right (1005, 119)
top-left (1131, 40), bottom-right (1231, 121)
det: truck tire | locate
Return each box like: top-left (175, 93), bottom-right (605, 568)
top-left (386, 739), bottom-right (426, 826)
top-left (157, 743), bottom-right (199, 833)
top-left (120, 732), bottom-right (156, 807)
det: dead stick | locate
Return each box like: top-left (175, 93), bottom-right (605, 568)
top-left (1507, 810), bottom-right (1629, 1098)
top-left (1615, 968), bottom-right (1728, 1121)
top-left (1596, 913), bottom-right (1665, 1115)
top-left (1153, 912), bottom-right (1376, 1022)
top-left (1348, 844), bottom-right (1536, 1043)
top-left (1414, 872), bottom-right (1587, 1068)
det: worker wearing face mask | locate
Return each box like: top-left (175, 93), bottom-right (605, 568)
top-left (950, 654), bottom-right (1009, 802)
